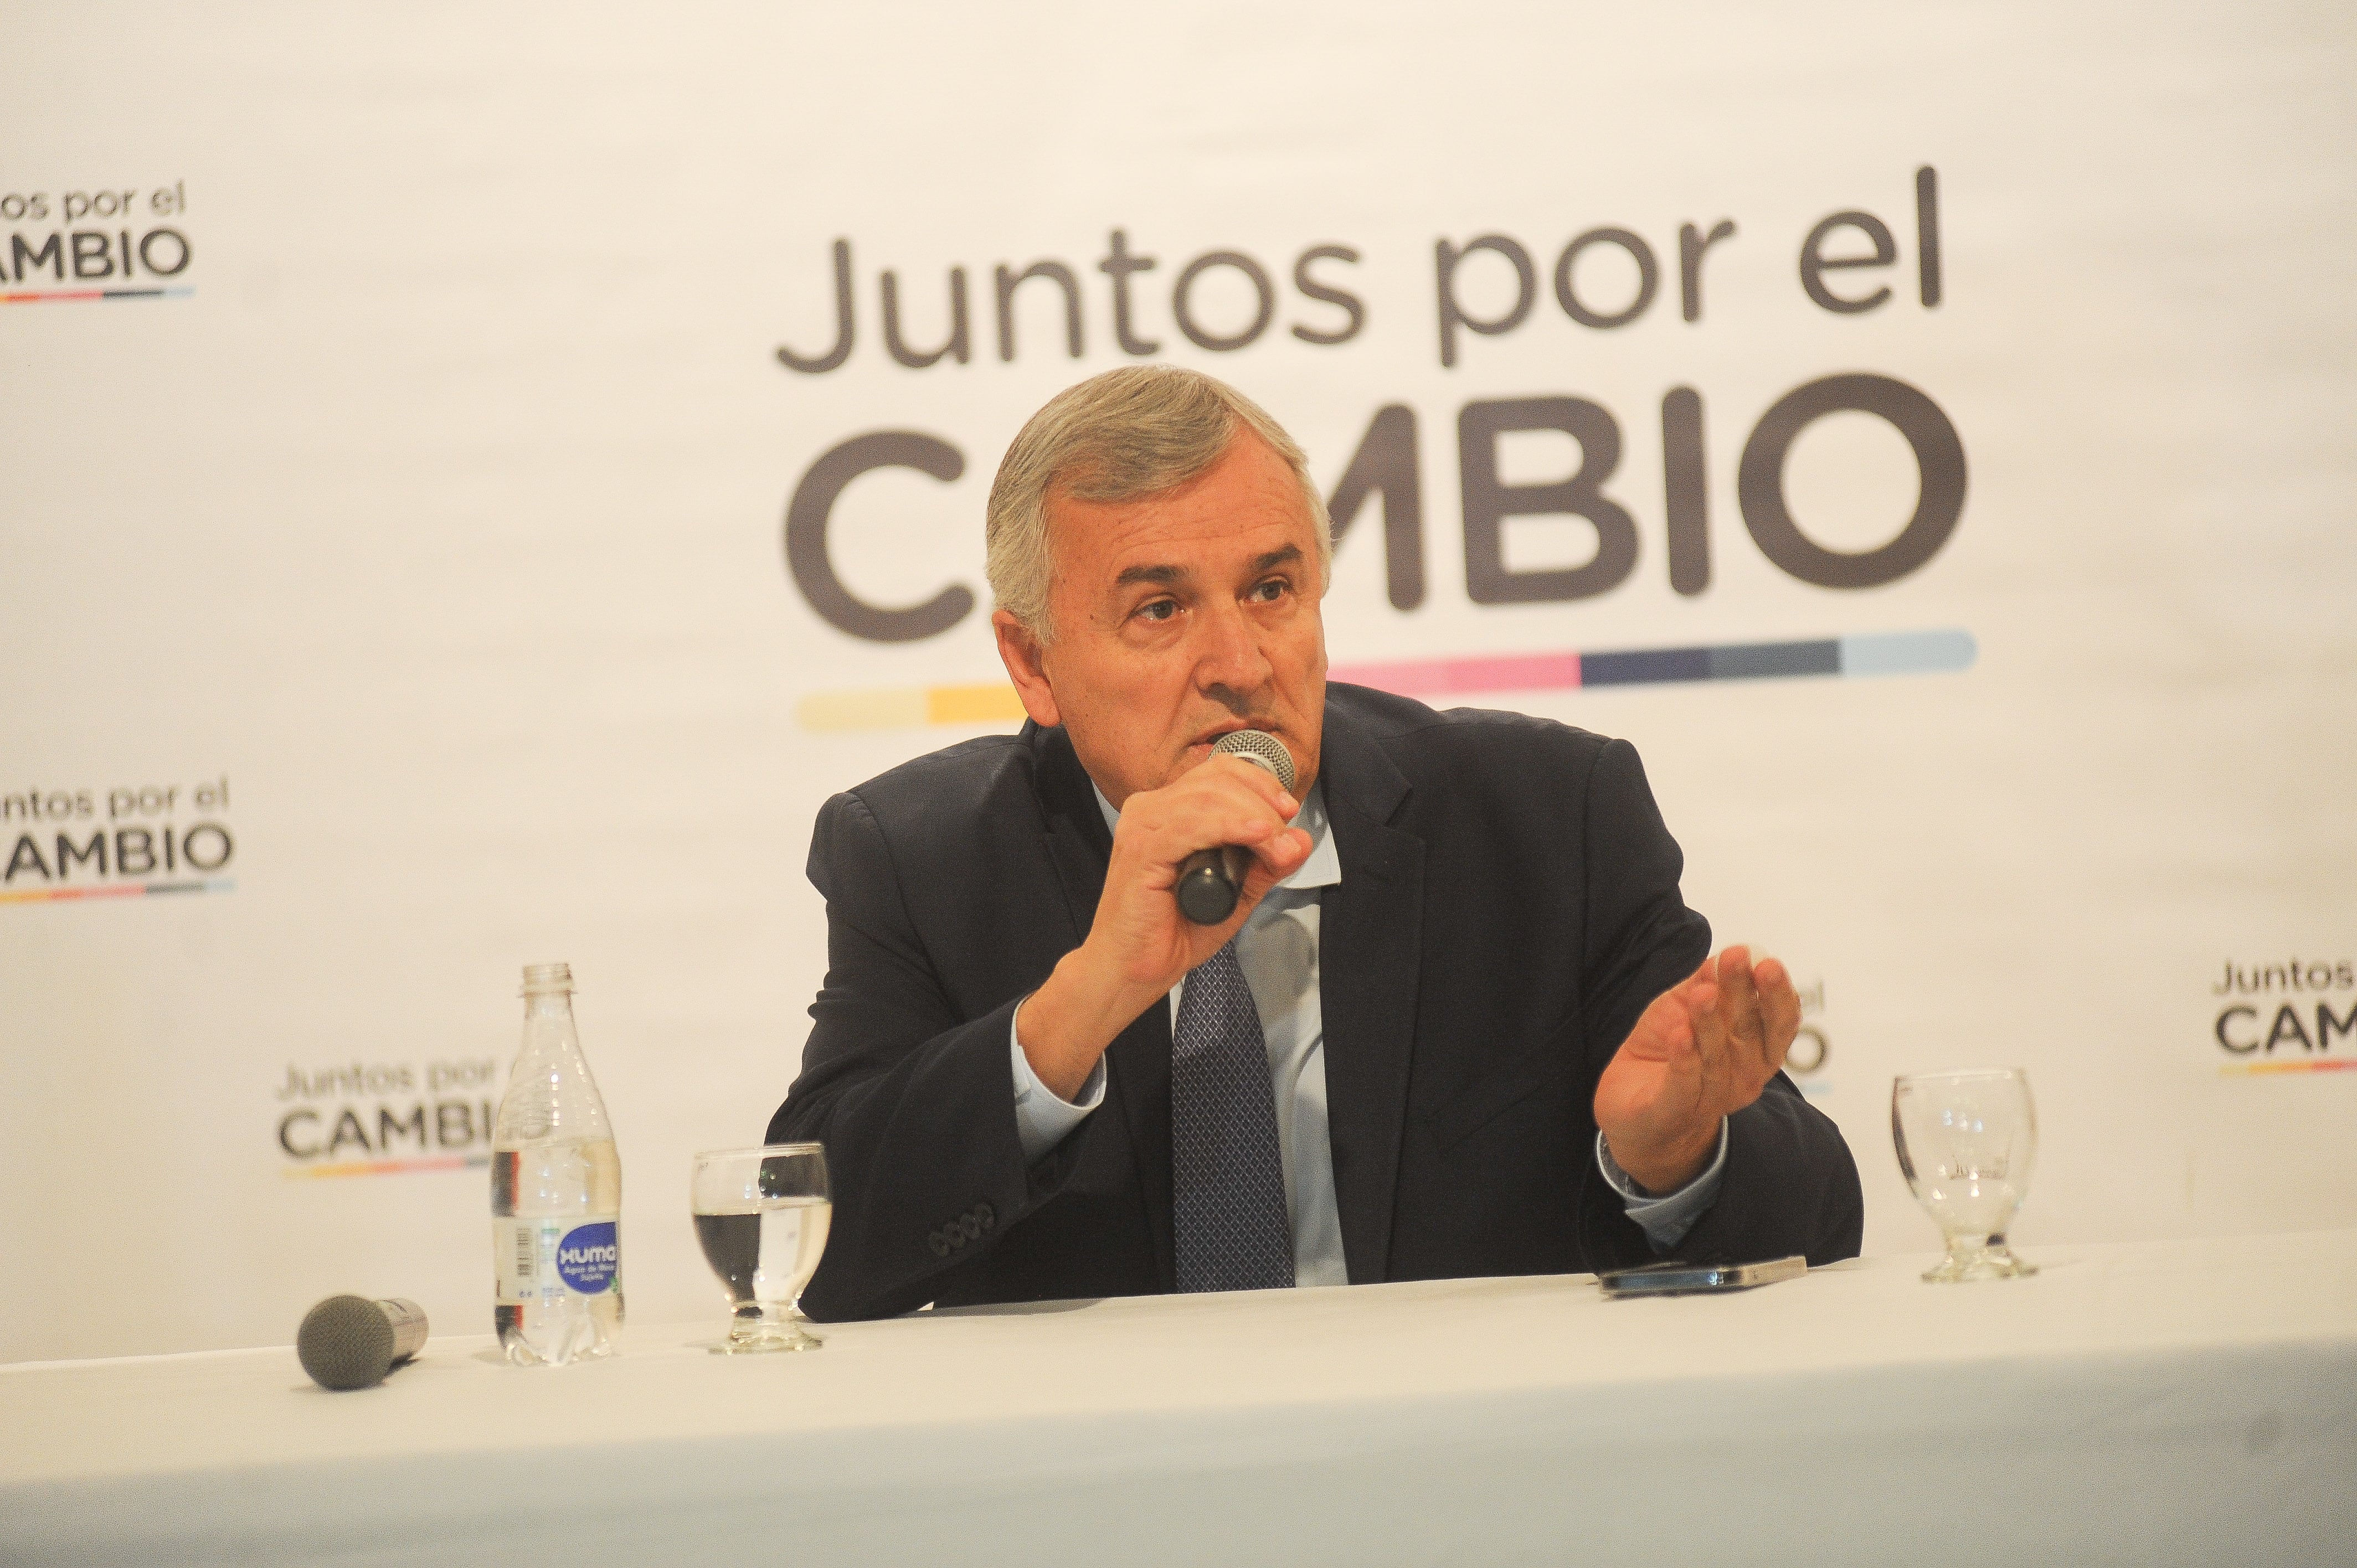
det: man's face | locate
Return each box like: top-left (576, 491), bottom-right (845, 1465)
top-left (994, 430), bottom-right (1327, 809)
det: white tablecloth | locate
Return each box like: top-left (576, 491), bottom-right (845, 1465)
top-left (5, 1231), bottom-right (2351, 1567)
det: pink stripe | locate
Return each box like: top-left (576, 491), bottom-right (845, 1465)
top-left (2222, 1059), bottom-right (2357, 1075)
top-left (1331, 651), bottom-right (1584, 698)
top-left (290, 1156), bottom-right (482, 1179)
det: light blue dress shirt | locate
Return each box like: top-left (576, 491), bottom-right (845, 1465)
top-left (1010, 780), bottom-right (1727, 1282)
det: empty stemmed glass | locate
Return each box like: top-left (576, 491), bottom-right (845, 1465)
top-left (689, 1143), bottom-right (832, 1352)
top-left (1891, 1069), bottom-right (2039, 1283)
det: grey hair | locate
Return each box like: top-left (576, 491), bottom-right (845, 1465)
top-left (984, 365), bottom-right (1333, 641)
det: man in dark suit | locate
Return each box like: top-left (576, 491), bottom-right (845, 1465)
top-left (770, 367), bottom-right (1861, 1321)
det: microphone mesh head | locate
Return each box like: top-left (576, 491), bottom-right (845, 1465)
top-left (1211, 730), bottom-right (1296, 793)
top-left (297, 1295), bottom-right (395, 1391)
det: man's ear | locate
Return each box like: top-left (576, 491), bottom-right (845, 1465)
top-left (992, 609), bottom-right (1062, 729)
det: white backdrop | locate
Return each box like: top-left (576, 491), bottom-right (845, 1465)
top-left (4, 1), bottom-right (2353, 1363)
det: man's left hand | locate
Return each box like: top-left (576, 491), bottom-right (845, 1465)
top-left (1593, 946), bottom-right (1800, 1195)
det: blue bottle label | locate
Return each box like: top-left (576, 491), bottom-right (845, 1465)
top-left (555, 1221), bottom-right (620, 1294)
top-left (494, 1215), bottom-right (620, 1301)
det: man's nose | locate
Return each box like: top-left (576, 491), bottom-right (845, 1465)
top-left (1191, 597), bottom-right (1273, 698)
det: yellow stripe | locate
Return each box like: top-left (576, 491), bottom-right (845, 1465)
top-left (926, 684), bottom-right (1026, 726)
top-left (798, 684), bottom-right (1024, 732)
top-left (796, 688), bottom-right (929, 732)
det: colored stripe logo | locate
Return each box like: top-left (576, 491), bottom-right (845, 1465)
top-left (796, 628), bottom-right (1975, 733)
top-left (798, 682), bottom-right (1030, 732)
top-left (0, 876), bottom-right (236, 906)
top-left (1, 287), bottom-right (194, 304)
top-left (283, 1154), bottom-right (492, 1180)
top-left (1331, 628), bottom-right (1973, 697)
top-left (2217, 1059), bottom-right (2357, 1077)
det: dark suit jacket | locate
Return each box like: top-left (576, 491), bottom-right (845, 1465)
top-left (769, 683), bottom-right (1862, 1321)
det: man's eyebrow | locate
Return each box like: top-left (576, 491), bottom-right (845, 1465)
top-left (1111, 545), bottom-right (1303, 591)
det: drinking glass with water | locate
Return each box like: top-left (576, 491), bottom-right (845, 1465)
top-left (1891, 1067), bottom-right (2039, 1283)
top-left (690, 1143), bottom-right (832, 1353)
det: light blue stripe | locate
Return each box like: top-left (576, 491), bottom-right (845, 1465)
top-left (1838, 628), bottom-right (1977, 678)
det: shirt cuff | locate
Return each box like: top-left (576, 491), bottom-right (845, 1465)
top-left (1010, 998), bottom-right (1107, 1164)
top-left (1596, 1121), bottom-right (1729, 1254)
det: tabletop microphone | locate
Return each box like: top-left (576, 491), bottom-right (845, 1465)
top-left (297, 1296), bottom-right (429, 1391)
top-left (1176, 729), bottom-right (1298, 925)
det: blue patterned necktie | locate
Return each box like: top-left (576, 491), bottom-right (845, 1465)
top-left (1171, 938), bottom-right (1295, 1292)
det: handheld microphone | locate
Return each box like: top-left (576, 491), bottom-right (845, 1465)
top-left (297, 1296), bottom-right (428, 1391)
top-left (1175, 729), bottom-right (1298, 925)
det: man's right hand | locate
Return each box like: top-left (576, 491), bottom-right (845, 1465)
top-left (1015, 754), bottom-right (1312, 1099)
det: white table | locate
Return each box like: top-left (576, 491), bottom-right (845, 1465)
top-left (5, 1232), bottom-right (2351, 1567)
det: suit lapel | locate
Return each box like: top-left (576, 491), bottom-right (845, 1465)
top-left (1316, 706), bottom-right (1424, 1284)
top-left (1033, 724), bottom-right (1177, 1291)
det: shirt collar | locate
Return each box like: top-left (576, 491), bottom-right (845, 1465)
top-left (1093, 777), bottom-right (1342, 891)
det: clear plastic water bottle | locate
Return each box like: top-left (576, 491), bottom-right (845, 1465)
top-left (491, 962), bottom-right (622, 1365)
